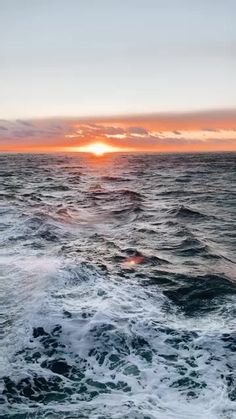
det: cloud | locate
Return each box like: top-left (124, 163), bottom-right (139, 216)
top-left (172, 130), bottom-right (181, 135)
top-left (16, 120), bottom-right (34, 127)
top-left (202, 127), bottom-right (220, 132)
top-left (99, 109), bottom-right (236, 131)
top-left (0, 110), bottom-right (236, 152)
top-left (128, 127), bottom-right (149, 136)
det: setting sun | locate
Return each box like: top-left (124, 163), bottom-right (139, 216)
top-left (73, 142), bottom-right (121, 156)
top-left (87, 143), bottom-right (114, 156)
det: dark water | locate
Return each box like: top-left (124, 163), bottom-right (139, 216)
top-left (0, 153), bottom-right (236, 419)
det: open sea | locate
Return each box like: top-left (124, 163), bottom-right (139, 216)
top-left (0, 152), bottom-right (236, 419)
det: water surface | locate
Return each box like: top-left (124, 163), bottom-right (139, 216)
top-left (0, 153), bottom-right (236, 418)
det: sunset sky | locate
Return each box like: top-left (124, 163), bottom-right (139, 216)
top-left (0, 0), bottom-right (235, 153)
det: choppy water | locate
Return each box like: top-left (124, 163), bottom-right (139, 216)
top-left (0, 152), bottom-right (236, 419)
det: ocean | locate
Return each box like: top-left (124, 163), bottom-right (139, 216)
top-left (0, 152), bottom-right (236, 419)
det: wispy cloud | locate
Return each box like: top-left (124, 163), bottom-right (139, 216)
top-left (0, 110), bottom-right (235, 152)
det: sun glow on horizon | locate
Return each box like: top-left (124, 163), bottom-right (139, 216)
top-left (74, 142), bottom-right (122, 156)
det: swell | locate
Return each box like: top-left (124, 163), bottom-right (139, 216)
top-left (143, 271), bottom-right (236, 315)
top-left (167, 205), bottom-right (210, 220)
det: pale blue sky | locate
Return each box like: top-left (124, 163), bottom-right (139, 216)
top-left (0, 0), bottom-right (235, 119)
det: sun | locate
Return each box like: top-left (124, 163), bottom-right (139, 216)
top-left (87, 143), bottom-right (111, 156)
top-left (66, 141), bottom-right (133, 155)
top-left (77, 142), bottom-right (120, 156)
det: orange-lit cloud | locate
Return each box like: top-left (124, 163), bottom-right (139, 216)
top-left (0, 109), bottom-right (235, 153)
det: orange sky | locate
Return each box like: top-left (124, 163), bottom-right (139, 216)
top-left (0, 110), bottom-right (235, 153)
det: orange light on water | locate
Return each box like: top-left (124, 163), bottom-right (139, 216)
top-left (123, 255), bottom-right (146, 267)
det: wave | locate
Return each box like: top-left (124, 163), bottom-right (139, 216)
top-left (112, 204), bottom-right (143, 217)
top-left (1, 262), bottom-right (235, 418)
top-left (167, 205), bottom-right (209, 219)
top-left (87, 187), bottom-right (144, 202)
top-left (162, 273), bottom-right (236, 315)
top-left (101, 176), bottom-right (131, 182)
